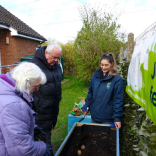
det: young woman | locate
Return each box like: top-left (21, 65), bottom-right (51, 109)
top-left (85, 53), bottom-right (124, 128)
top-left (0, 62), bottom-right (53, 156)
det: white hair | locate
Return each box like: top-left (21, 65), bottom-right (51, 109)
top-left (10, 62), bottom-right (47, 94)
top-left (45, 43), bottom-right (62, 54)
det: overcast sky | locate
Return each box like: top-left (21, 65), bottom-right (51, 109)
top-left (0, 0), bottom-right (156, 43)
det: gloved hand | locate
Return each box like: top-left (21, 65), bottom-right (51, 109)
top-left (34, 126), bottom-right (46, 141)
top-left (84, 105), bottom-right (90, 112)
top-left (44, 144), bottom-right (54, 156)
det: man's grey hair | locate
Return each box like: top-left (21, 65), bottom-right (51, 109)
top-left (10, 62), bottom-right (47, 94)
top-left (45, 43), bottom-right (62, 54)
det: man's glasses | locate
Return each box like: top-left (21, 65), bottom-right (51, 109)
top-left (50, 54), bottom-right (60, 60)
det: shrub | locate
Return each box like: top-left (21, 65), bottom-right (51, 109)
top-left (60, 41), bottom-right (76, 76)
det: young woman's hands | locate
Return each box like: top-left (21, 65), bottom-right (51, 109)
top-left (114, 122), bottom-right (121, 129)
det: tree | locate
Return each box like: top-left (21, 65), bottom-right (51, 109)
top-left (74, 4), bottom-right (126, 82)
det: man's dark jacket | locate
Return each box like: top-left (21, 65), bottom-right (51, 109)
top-left (30, 46), bottom-right (62, 130)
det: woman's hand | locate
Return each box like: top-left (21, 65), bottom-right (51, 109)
top-left (114, 122), bottom-right (121, 129)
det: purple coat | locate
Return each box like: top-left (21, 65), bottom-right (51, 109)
top-left (0, 73), bottom-right (46, 156)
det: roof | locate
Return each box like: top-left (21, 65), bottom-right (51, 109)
top-left (0, 5), bottom-right (46, 41)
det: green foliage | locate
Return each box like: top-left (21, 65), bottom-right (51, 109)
top-left (60, 41), bottom-right (76, 76)
top-left (41, 41), bottom-right (50, 47)
top-left (74, 5), bottom-right (126, 82)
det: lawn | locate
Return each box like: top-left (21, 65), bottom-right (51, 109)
top-left (52, 76), bottom-right (89, 152)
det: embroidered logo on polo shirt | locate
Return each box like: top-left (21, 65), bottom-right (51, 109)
top-left (107, 82), bottom-right (111, 89)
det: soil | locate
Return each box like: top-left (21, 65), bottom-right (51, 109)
top-left (65, 131), bottom-right (116, 156)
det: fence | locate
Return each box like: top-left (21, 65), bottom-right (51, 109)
top-left (135, 21), bottom-right (156, 45)
top-left (0, 62), bottom-right (19, 74)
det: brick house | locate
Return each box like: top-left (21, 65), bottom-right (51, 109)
top-left (0, 5), bottom-right (46, 74)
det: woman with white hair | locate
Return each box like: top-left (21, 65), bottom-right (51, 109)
top-left (0, 62), bottom-right (53, 156)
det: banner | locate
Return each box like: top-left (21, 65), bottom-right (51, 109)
top-left (126, 31), bottom-right (156, 125)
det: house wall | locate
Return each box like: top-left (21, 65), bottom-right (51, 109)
top-left (0, 29), bottom-right (6, 74)
top-left (0, 29), bottom-right (39, 73)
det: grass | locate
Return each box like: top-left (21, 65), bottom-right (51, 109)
top-left (52, 76), bottom-right (89, 151)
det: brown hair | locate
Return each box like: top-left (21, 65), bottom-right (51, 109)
top-left (100, 52), bottom-right (118, 76)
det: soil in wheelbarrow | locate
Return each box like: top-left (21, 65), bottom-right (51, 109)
top-left (64, 125), bottom-right (116, 156)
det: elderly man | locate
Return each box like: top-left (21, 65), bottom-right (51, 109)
top-left (30, 43), bottom-right (62, 146)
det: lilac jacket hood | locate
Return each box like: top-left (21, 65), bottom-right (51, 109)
top-left (0, 73), bottom-right (46, 156)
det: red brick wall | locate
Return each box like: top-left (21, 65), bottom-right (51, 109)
top-left (0, 29), bottom-right (40, 73)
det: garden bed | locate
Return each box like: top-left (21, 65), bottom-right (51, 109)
top-left (55, 123), bottom-right (117, 156)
